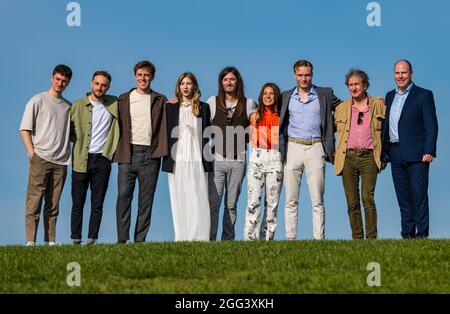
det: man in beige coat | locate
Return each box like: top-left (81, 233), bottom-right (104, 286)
top-left (334, 69), bottom-right (385, 239)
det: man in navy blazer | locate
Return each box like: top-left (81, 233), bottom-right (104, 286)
top-left (381, 60), bottom-right (438, 239)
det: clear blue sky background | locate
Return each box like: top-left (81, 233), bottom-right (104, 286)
top-left (0, 0), bottom-right (449, 245)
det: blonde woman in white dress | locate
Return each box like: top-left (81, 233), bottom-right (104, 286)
top-left (162, 72), bottom-right (213, 241)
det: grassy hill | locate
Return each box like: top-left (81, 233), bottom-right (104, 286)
top-left (1, 240), bottom-right (449, 293)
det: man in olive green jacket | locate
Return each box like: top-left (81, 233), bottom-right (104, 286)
top-left (70, 71), bottom-right (119, 244)
top-left (334, 69), bottom-right (385, 239)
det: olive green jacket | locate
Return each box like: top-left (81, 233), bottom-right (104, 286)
top-left (70, 94), bottom-right (120, 173)
top-left (334, 96), bottom-right (386, 176)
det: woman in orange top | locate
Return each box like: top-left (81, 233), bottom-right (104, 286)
top-left (244, 83), bottom-right (283, 240)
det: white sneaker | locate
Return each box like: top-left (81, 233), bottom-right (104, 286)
top-left (25, 241), bottom-right (35, 246)
top-left (86, 238), bottom-right (97, 245)
top-left (46, 241), bottom-right (61, 246)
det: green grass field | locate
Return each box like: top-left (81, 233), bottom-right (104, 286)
top-left (1, 240), bottom-right (449, 293)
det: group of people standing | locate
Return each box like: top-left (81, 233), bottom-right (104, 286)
top-left (19, 58), bottom-right (438, 246)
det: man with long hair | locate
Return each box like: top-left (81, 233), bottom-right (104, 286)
top-left (207, 66), bottom-right (257, 241)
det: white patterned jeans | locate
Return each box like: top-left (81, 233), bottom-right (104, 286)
top-left (244, 148), bottom-right (283, 240)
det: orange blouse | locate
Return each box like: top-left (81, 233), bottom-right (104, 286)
top-left (251, 108), bottom-right (279, 149)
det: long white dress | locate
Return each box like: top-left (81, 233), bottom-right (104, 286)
top-left (168, 103), bottom-right (210, 241)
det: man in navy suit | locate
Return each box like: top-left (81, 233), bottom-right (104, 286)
top-left (382, 60), bottom-right (438, 239)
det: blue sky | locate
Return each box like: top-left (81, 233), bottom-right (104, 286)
top-left (1, 0), bottom-right (449, 244)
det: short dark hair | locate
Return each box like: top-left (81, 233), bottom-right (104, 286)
top-left (52, 64), bottom-right (72, 80)
top-left (134, 60), bottom-right (156, 76)
top-left (92, 70), bottom-right (111, 83)
top-left (293, 59), bottom-right (313, 73)
top-left (345, 68), bottom-right (370, 89)
top-left (394, 59), bottom-right (413, 73)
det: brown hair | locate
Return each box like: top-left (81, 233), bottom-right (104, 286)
top-left (134, 60), bottom-right (156, 76)
top-left (216, 67), bottom-right (246, 116)
top-left (92, 70), bottom-right (111, 83)
top-left (175, 72), bottom-right (201, 117)
top-left (256, 83), bottom-right (281, 125)
top-left (293, 59), bottom-right (313, 73)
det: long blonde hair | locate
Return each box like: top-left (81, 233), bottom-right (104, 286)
top-left (175, 72), bottom-right (201, 117)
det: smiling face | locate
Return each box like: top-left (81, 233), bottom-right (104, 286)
top-left (91, 74), bottom-right (110, 100)
top-left (262, 86), bottom-right (276, 107)
top-left (347, 75), bottom-right (367, 100)
top-left (221, 72), bottom-right (237, 95)
top-left (294, 66), bottom-right (313, 91)
top-left (135, 67), bottom-right (153, 92)
top-left (179, 76), bottom-right (194, 100)
top-left (394, 61), bottom-right (413, 91)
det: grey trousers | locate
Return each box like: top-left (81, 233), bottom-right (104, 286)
top-left (208, 159), bottom-right (246, 240)
top-left (116, 145), bottom-right (161, 243)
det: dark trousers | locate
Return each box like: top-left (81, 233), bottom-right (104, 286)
top-left (116, 145), bottom-right (161, 243)
top-left (341, 150), bottom-right (378, 239)
top-left (71, 154), bottom-right (111, 241)
top-left (390, 144), bottom-right (430, 239)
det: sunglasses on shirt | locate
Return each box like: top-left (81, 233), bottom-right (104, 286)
top-left (357, 111), bottom-right (364, 125)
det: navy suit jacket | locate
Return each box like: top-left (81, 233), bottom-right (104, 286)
top-left (381, 84), bottom-right (438, 162)
top-left (279, 85), bottom-right (341, 164)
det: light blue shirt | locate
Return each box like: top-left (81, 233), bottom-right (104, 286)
top-left (287, 86), bottom-right (321, 140)
top-left (389, 82), bottom-right (413, 142)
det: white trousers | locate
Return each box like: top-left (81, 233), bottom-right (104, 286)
top-left (284, 141), bottom-right (326, 240)
top-left (244, 149), bottom-right (283, 240)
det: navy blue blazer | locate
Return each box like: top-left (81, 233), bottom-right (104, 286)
top-left (381, 84), bottom-right (438, 162)
top-left (162, 101), bottom-right (214, 173)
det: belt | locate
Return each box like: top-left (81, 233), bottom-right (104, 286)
top-left (347, 148), bottom-right (373, 157)
top-left (288, 138), bottom-right (322, 145)
top-left (390, 142), bottom-right (400, 146)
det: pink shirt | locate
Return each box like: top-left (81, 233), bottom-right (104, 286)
top-left (347, 103), bottom-right (373, 149)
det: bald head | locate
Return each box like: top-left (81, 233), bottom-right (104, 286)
top-left (394, 59), bottom-right (413, 73)
top-left (394, 60), bottom-right (413, 92)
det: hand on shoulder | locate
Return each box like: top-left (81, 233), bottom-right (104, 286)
top-left (375, 96), bottom-right (386, 105)
top-left (249, 112), bottom-right (259, 126)
top-left (167, 97), bottom-right (178, 104)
